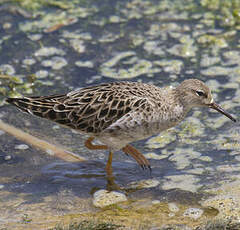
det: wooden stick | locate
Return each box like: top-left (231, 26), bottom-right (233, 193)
top-left (0, 119), bottom-right (85, 162)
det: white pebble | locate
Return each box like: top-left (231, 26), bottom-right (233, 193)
top-left (168, 202), bottom-right (180, 212)
top-left (93, 189), bottom-right (127, 208)
top-left (15, 144), bottom-right (29, 150)
top-left (4, 155), bottom-right (12, 161)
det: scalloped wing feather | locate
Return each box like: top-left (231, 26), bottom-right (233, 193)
top-left (6, 82), bottom-right (159, 134)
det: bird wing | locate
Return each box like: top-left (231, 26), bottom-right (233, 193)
top-left (7, 82), bottom-right (155, 134)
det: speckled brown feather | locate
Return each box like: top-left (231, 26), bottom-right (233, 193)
top-left (6, 82), bottom-right (161, 134)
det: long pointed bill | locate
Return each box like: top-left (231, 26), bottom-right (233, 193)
top-left (209, 102), bottom-right (236, 122)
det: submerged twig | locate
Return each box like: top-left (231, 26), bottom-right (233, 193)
top-left (44, 18), bottom-right (78, 33)
top-left (0, 119), bottom-right (85, 162)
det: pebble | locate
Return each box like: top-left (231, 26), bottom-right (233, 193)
top-left (92, 189), bottom-right (127, 208)
top-left (15, 144), bottom-right (29, 150)
top-left (168, 202), bottom-right (180, 213)
top-left (4, 155), bottom-right (12, 161)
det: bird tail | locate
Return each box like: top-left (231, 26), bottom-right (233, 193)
top-left (6, 96), bottom-right (67, 121)
top-left (6, 95), bottom-right (88, 129)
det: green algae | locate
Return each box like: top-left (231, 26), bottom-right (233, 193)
top-left (154, 60), bottom-right (183, 74)
top-left (18, 4), bottom-right (97, 32)
top-left (201, 0), bottom-right (240, 27)
top-left (177, 121), bottom-right (204, 143)
top-left (101, 58), bottom-right (159, 79)
top-left (0, 73), bottom-right (37, 104)
top-left (0, 0), bottom-right (240, 229)
top-left (21, 213), bottom-right (32, 224)
top-left (197, 35), bottom-right (228, 48)
top-left (146, 130), bottom-right (176, 149)
top-left (101, 52), bottom-right (136, 68)
top-left (52, 220), bottom-right (123, 230)
top-left (4, 0), bottom-right (87, 11)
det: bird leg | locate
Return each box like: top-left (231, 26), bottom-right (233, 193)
top-left (105, 151), bottom-right (122, 191)
top-left (85, 137), bottom-right (114, 176)
top-left (122, 145), bottom-right (151, 171)
top-left (105, 151), bottom-right (113, 176)
top-left (84, 136), bottom-right (108, 150)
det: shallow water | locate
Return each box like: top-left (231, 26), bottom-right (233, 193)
top-left (0, 0), bottom-right (240, 229)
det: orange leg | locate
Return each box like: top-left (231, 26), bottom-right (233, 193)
top-left (84, 137), bottom-right (108, 150)
top-left (105, 151), bottom-right (122, 191)
top-left (85, 137), bottom-right (113, 176)
top-left (105, 151), bottom-right (113, 176)
top-left (85, 137), bottom-right (121, 190)
top-left (122, 145), bottom-right (151, 171)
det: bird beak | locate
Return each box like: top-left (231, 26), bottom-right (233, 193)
top-left (208, 102), bottom-right (236, 122)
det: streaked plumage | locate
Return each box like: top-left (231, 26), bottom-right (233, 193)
top-left (6, 79), bottom-right (236, 172)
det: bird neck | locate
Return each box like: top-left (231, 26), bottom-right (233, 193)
top-left (172, 87), bottom-right (192, 114)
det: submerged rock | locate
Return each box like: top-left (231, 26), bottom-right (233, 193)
top-left (93, 189), bottom-right (127, 208)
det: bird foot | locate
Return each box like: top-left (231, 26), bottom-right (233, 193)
top-left (122, 144), bottom-right (151, 172)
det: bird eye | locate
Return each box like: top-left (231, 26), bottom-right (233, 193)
top-left (196, 90), bottom-right (206, 97)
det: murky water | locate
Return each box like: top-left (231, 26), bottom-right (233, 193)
top-left (0, 0), bottom-right (240, 229)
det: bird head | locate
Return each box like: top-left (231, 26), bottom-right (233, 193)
top-left (176, 79), bottom-right (236, 122)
